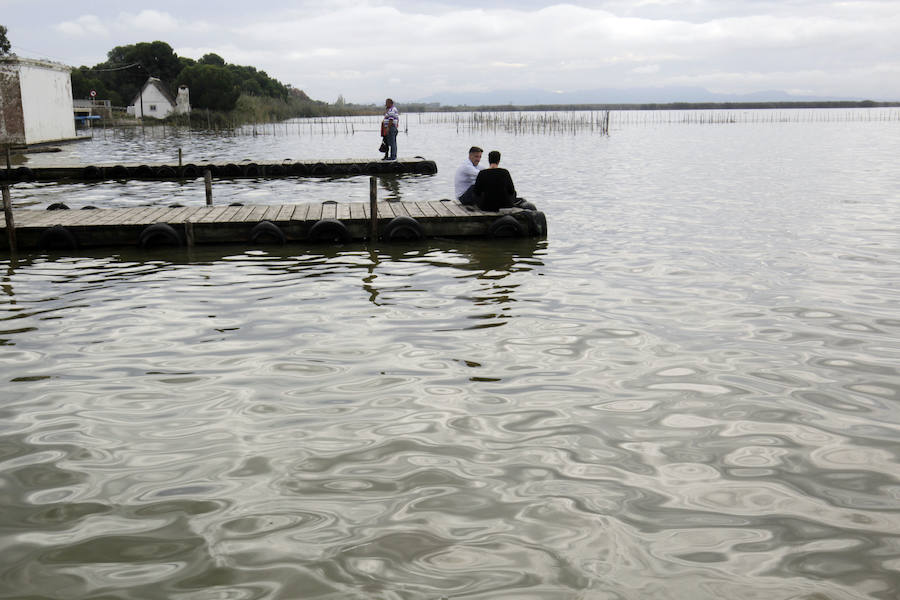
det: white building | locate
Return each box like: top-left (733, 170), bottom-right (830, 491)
top-left (0, 57), bottom-right (77, 146)
top-left (175, 85), bottom-right (190, 115)
top-left (128, 77), bottom-right (190, 119)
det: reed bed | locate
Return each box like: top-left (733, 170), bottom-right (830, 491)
top-left (85, 116), bottom-right (370, 140)
top-left (416, 111), bottom-right (611, 135)
top-left (81, 107), bottom-right (898, 142)
top-left (611, 108), bottom-right (900, 126)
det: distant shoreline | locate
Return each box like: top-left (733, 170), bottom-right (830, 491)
top-left (405, 100), bottom-right (900, 112)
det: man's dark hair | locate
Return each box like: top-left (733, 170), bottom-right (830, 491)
top-left (488, 150), bottom-right (501, 164)
top-left (469, 146), bottom-right (483, 154)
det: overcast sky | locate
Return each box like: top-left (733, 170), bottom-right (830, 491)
top-left (3, 0), bottom-right (899, 103)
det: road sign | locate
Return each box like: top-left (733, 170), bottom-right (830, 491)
top-left (90, 90), bottom-right (97, 98)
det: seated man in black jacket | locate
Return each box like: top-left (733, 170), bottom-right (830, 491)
top-left (473, 150), bottom-right (517, 211)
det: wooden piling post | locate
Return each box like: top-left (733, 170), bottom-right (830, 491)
top-left (2, 185), bottom-right (16, 253)
top-left (184, 220), bottom-right (194, 247)
top-left (178, 148), bottom-right (183, 167)
top-left (369, 176), bottom-right (378, 240)
top-left (204, 169), bottom-right (213, 206)
top-left (5, 146), bottom-right (10, 173)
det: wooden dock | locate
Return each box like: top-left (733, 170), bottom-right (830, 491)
top-left (1, 200), bottom-right (547, 251)
top-left (0, 158), bottom-right (437, 183)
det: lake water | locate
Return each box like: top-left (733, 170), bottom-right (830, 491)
top-left (2, 109), bottom-right (899, 599)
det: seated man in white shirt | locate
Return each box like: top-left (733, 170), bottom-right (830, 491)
top-left (453, 146), bottom-right (486, 205)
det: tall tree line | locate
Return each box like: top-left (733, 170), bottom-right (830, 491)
top-left (70, 41), bottom-right (290, 111)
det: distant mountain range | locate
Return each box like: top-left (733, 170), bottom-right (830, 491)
top-left (412, 86), bottom-right (864, 106)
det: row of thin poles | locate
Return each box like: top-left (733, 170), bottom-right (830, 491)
top-left (418, 111), bottom-right (611, 135)
top-left (611, 108), bottom-right (900, 125)
top-left (85, 116), bottom-right (369, 140)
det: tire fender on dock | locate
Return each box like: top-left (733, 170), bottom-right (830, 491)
top-left (135, 165), bottom-right (154, 179)
top-left (249, 221), bottom-right (286, 245)
top-left (83, 166), bottom-right (102, 180)
top-left (14, 166), bottom-right (34, 181)
top-left (39, 225), bottom-right (78, 250)
top-left (382, 216), bottom-right (424, 241)
top-left (308, 218), bottom-right (351, 243)
top-left (528, 211), bottom-right (548, 237)
top-left (139, 223), bottom-right (182, 248)
top-left (181, 164), bottom-right (200, 178)
top-left (414, 160), bottom-right (438, 175)
top-left (110, 165), bottom-right (130, 179)
top-left (489, 214), bottom-right (527, 238)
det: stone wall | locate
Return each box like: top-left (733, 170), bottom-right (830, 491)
top-left (0, 63), bottom-right (26, 146)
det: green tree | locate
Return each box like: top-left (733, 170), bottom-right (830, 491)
top-left (0, 25), bottom-right (11, 56)
top-left (100, 41), bottom-right (182, 102)
top-left (225, 64), bottom-right (288, 100)
top-left (70, 67), bottom-right (122, 105)
top-left (175, 64), bottom-right (240, 111)
top-left (200, 53), bottom-right (225, 66)
top-left (69, 39), bottom-right (304, 114)
top-left (241, 78), bottom-right (263, 96)
top-left (109, 41), bottom-right (181, 81)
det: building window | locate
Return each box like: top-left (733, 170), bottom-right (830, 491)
top-left (149, 104), bottom-right (157, 112)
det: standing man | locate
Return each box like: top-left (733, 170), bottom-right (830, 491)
top-left (454, 146), bottom-right (486, 205)
top-left (383, 98), bottom-right (399, 161)
top-left (473, 150), bottom-right (517, 211)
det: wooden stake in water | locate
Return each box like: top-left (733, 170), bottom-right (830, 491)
top-left (2, 185), bottom-right (16, 253)
top-left (369, 176), bottom-right (378, 240)
top-left (178, 148), bottom-right (183, 167)
top-left (205, 170), bottom-right (213, 206)
top-left (184, 220), bottom-right (194, 247)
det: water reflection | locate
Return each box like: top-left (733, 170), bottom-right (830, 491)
top-left (362, 239), bottom-right (544, 311)
top-left (3, 113), bottom-right (900, 599)
top-left (2, 261), bottom-right (16, 301)
top-left (379, 175), bottom-right (401, 200)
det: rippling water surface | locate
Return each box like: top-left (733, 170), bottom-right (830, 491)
top-left (2, 109), bottom-right (899, 599)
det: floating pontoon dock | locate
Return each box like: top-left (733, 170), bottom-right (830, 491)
top-left (0, 157), bottom-right (437, 183)
top-left (1, 200), bottom-right (547, 251)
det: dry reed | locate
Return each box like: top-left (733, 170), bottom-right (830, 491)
top-left (82, 108), bottom-right (898, 142)
top-left (417, 111), bottom-right (610, 135)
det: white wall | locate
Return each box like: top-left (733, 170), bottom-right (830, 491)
top-left (18, 61), bottom-right (76, 144)
top-left (136, 84), bottom-right (174, 119)
top-left (175, 86), bottom-right (190, 115)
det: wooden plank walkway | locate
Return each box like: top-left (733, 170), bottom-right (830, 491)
top-left (1, 201), bottom-right (547, 251)
top-left (1, 157), bottom-right (437, 183)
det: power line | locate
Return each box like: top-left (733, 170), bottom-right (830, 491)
top-left (7, 45), bottom-right (143, 73)
top-left (8, 45), bottom-right (72, 65)
top-left (85, 63), bottom-right (143, 73)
